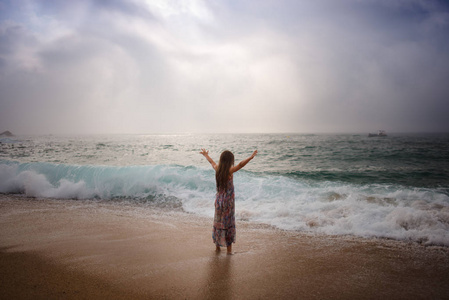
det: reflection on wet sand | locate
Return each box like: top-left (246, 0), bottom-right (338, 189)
top-left (202, 251), bottom-right (233, 299)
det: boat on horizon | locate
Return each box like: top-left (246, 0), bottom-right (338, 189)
top-left (368, 130), bottom-right (387, 137)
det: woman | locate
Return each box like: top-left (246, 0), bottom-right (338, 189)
top-left (200, 148), bottom-right (258, 254)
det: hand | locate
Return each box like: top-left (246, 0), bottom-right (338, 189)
top-left (251, 150), bottom-right (258, 158)
top-left (200, 148), bottom-right (209, 156)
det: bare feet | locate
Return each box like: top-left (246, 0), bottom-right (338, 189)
top-left (215, 245), bottom-right (235, 255)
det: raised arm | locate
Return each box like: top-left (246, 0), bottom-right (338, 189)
top-left (230, 150), bottom-right (258, 174)
top-left (200, 148), bottom-right (217, 171)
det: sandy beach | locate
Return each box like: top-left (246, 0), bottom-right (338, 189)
top-left (1, 195), bottom-right (448, 299)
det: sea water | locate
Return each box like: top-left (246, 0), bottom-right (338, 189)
top-left (1, 133), bottom-right (448, 245)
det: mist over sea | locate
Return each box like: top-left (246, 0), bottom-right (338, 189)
top-left (1, 133), bottom-right (448, 245)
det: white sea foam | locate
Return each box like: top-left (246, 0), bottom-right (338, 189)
top-left (1, 160), bottom-right (448, 246)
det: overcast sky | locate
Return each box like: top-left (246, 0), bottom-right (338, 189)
top-left (1, 0), bottom-right (448, 134)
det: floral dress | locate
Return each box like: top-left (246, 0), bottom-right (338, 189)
top-left (212, 176), bottom-right (235, 247)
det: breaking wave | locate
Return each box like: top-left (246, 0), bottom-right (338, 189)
top-left (1, 160), bottom-right (448, 246)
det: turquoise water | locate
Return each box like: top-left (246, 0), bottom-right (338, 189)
top-left (1, 133), bottom-right (448, 245)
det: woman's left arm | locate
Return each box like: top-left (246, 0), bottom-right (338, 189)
top-left (200, 148), bottom-right (218, 171)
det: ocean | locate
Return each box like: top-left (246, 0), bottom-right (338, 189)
top-left (1, 133), bottom-right (448, 246)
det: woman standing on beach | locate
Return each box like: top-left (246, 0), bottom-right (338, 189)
top-left (200, 149), bottom-right (258, 254)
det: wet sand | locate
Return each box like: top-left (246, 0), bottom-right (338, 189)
top-left (1, 195), bottom-right (449, 299)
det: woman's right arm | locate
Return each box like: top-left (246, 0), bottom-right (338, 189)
top-left (200, 148), bottom-right (218, 171)
top-left (231, 150), bottom-right (257, 173)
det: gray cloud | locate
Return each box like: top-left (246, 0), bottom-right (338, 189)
top-left (0, 0), bottom-right (448, 134)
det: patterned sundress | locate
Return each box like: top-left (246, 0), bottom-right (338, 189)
top-left (212, 176), bottom-right (236, 247)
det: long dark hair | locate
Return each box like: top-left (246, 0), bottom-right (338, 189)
top-left (216, 150), bottom-right (234, 192)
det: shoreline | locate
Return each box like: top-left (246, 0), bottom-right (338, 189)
top-left (1, 195), bottom-right (449, 299)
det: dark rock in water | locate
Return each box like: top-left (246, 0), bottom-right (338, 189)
top-left (0, 130), bottom-right (14, 136)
